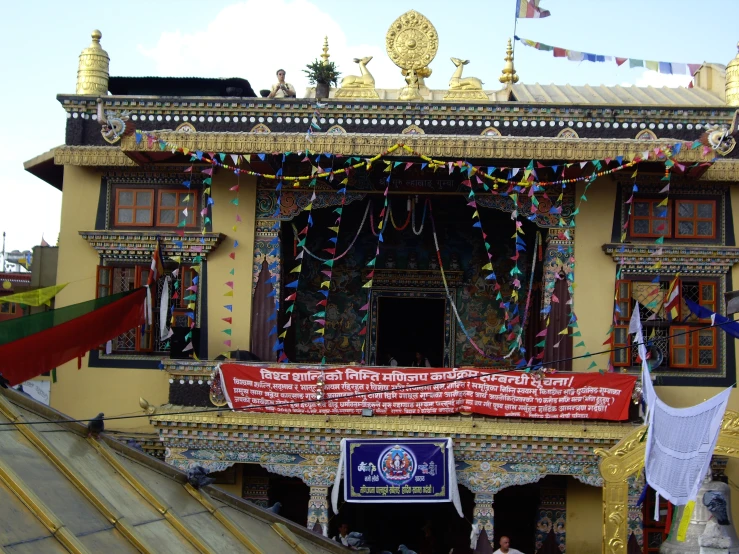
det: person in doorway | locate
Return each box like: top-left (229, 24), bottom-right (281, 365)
top-left (268, 69), bottom-right (296, 98)
top-left (411, 351), bottom-right (431, 367)
top-left (334, 523), bottom-right (352, 547)
top-left (388, 354), bottom-right (399, 367)
top-left (493, 535), bottom-right (525, 554)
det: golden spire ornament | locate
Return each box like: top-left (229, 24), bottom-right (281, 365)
top-left (726, 42), bottom-right (739, 106)
top-left (499, 38), bottom-right (519, 85)
top-left (76, 30), bottom-right (110, 95)
top-left (321, 36), bottom-right (330, 65)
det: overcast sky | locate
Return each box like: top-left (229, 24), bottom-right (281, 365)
top-left (2, 0), bottom-right (738, 255)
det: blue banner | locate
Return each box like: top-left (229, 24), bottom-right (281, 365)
top-left (344, 438), bottom-right (451, 503)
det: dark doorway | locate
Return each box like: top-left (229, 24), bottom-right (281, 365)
top-left (493, 481), bottom-right (540, 554)
top-left (377, 297), bottom-right (445, 367)
top-left (267, 475), bottom-right (309, 527)
top-left (331, 481), bottom-right (475, 553)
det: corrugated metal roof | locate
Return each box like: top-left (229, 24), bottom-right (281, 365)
top-left (510, 83), bottom-right (724, 106)
top-left (0, 388), bottom-right (347, 554)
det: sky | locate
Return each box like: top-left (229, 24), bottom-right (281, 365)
top-left (2, 0), bottom-right (739, 256)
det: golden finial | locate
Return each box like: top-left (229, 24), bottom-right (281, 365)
top-left (76, 29), bottom-right (110, 95)
top-left (321, 36), bottom-right (330, 65)
top-left (499, 38), bottom-right (519, 85)
top-left (726, 41), bottom-right (739, 106)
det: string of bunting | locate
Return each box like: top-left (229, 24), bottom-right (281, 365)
top-left (266, 169), bottom-right (285, 360)
top-left (515, 36), bottom-right (702, 76)
top-left (313, 175), bottom-right (348, 363)
top-left (357, 149), bottom-right (401, 363)
top-left (221, 167), bottom-right (243, 355)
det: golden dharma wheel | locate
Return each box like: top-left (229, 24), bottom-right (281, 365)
top-left (385, 10), bottom-right (439, 71)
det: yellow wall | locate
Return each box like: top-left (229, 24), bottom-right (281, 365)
top-left (572, 176), bottom-right (617, 372)
top-left (566, 477), bottom-right (602, 554)
top-left (207, 171), bottom-right (257, 356)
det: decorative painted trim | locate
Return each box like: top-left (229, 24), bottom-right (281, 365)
top-left (556, 128), bottom-right (579, 139)
top-left (175, 122), bottom-right (197, 133)
top-left (481, 127), bottom-right (501, 137)
top-left (326, 124), bottom-right (347, 134)
top-left (121, 133), bottom-right (715, 164)
top-left (602, 242), bottom-right (739, 275)
top-left (149, 406), bottom-right (634, 441)
top-left (55, 146), bottom-right (136, 167)
top-left (635, 129), bottom-right (657, 140)
top-left (401, 124), bottom-right (424, 135)
top-left (79, 230), bottom-right (225, 262)
top-left (572, 474), bottom-right (604, 487)
top-left (251, 123), bottom-right (271, 133)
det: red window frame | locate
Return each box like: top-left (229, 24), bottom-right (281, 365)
top-left (156, 190), bottom-right (198, 228)
top-left (670, 325), bottom-right (717, 370)
top-left (95, 264), bottom-right (154, 353)
top-left (630, 199), bottom-right (671, 239)
top-left (0, 301), bottom-right (16, 315)
top-left (114, 188), bottom-right (154, 227)
top-left (674, 199), bottom-right (716, 239)
top-left (615, 280), bottom-right (632, 322)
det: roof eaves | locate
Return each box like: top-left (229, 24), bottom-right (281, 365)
top-left (563, 84), bottom-right (590, 104)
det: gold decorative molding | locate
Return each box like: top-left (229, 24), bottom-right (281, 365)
top-left (79, 230), bottom-right (225, 262)
top-left (703, 160), bottom-right (739, 181)
top-left (556, 128), bottom-right (579, 139)
top-left (150, 407), bottom-right (637, 441)
top-left (481, 128), bottom-right (501, 137)
top-left (55, 146), bottom-right (136, 167)
top-left (121, 132), bottom-right (716, 164)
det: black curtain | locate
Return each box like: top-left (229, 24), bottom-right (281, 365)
top-left (250, 260), bottom-right (276, 361)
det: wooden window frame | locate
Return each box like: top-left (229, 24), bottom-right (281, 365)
top-left (156, 190), bottom-right (198, 228)
top-left (630, 198), bottom-right (672, 239)
top-left (114, 188), bottom-right (155, 227)
top-left (615, 280), bottom-right (632, 322)
top-left (0, 302), bottom-right (16, 315)
top-left (180, 266), bottom-right (197, 309)
top-left (96, 266), bottom-right (112, 298)
top-left (674, 199), bottom-right (716, 240)
top-left (612, 324), bottom-right (631, 367)
top-left (669, 325), bottom-right (717, 370)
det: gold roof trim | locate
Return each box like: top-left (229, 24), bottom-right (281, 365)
top-left (150, 408), bottom-right (637, 441)
top-left (273, 522), bottom-right (312, 554)
top-left (185, 484), bottom-right (266, 554)
top-left (54, 145), bottom-right (136, 167)
top-left (87, 438), bottom-right (216, 554)
top-left (122, 131), bottom-right (714, 164)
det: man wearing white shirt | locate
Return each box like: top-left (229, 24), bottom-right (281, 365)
top-left (493, 535), bottom-right (525, 554)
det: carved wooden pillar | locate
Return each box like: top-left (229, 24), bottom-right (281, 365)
top-left (542, 229), bottom-right (574, 371)
top-left (307, 486), bottom-right (329, 536)
top-left (472, 492), bottom-right (494, 549)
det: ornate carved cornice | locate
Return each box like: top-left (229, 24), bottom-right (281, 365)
top-left (602, 242), bottom-right (739, 275)
top-left (79, 230), bottom-right (225, 262)
top-left (150, 407), bottom-right (636, 441)
top-left (55, 146), bottom-right (136, 167)
top-left (122, 132), bottom-right (715, 163)
top-left (702, 160), bottom-right (739, 181)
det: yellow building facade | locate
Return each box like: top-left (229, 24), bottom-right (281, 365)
top-left (24, 19), bottom-right (739, 554)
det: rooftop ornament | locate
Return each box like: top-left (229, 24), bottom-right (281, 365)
top-left (443, 58), bottom-right (488, 102)
top-left (304, 36), bottom-right (340, 100)
top-left (385, 10), bottom-right (438, 101)
top-left (335, 56), bottom-right (380, 99)
top-left (76, 29), bottom-right (109, 95)
top-left (499, 38), bottom-right (519, 86)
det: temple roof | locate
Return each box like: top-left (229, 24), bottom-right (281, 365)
top-left (0, 388), bottom-right (346, 553)
top-left (507, 83), bottom-right (725, 106)
top-left (108, 76), bottom-right (256, 98)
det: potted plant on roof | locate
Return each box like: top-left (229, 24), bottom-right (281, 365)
top-left (303, 59), bottom-right (340, 100)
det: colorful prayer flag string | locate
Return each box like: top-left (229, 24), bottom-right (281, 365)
top-left (515, 36), bottom-right (701, 76)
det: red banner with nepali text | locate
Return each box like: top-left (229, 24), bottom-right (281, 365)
top-left (218, 365), bottom-right (637, 421)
